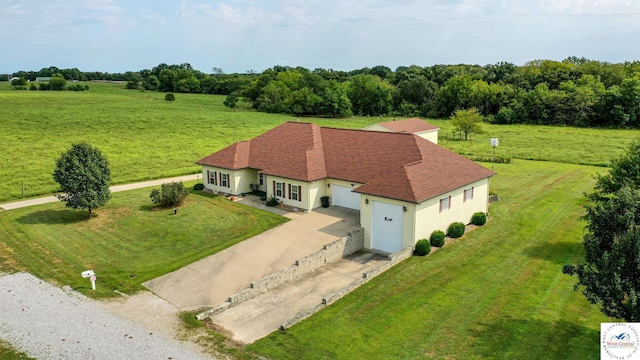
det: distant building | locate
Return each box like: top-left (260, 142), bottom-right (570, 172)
top-left (35, 77), bottom-right (52, 82)
top-left (10, 77), bottom-right (20, 82)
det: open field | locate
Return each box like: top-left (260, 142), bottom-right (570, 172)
top-left (0, 183), bottom-right (286, 298)
top-left (0, 82), bottom-right (630, 358)
top-left (2, 81), bottom-right (640, 203)
top-left (246, 160), bottom-right (612, 359)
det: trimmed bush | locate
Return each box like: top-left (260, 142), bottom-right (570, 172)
top-left (471, 212), bottom-right (487, 226)
top-left (165, 93), bottom-right (175, 101)
top-left (447, 222), bottom-right (466, 238)
top-left (150, 181), bottom-right (189, 207)
top-left (414, 239), bottom-right (431, 256)
top-left (265, 195), bottom-right (281, 207)
top-left (430, 230), bottom-right (445, 247)
top-left (193, 183), bottom-right (205, 190)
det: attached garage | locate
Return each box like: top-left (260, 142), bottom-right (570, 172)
top-left (371, 201), bottom-right (404, 253)
top-left (332, 185), bottom-right (361, 210)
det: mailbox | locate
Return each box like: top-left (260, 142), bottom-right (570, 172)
top-left (81, 270), bottom-right (95, 278)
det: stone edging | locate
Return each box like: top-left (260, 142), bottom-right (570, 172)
top-left (196, 228), bottom-right (364, 320)
top-left (279, 246), bottom-right (413, 330)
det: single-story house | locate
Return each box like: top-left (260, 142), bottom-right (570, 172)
top-left (197, 121), bottom-right (495, 253)
top-left (35, 77), bottom-right (51, 82)
top-left (361, 117), bottom-right (440, 144)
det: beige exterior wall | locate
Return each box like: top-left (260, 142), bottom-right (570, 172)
top-left (415, 129), bottom-right (439, 144)
top-left (361, 124), bottom-right (392, 132)
top-left (201, 166), bottom-right (238, 194)
top-left (326, 179), bottom-right (364, 207)
top-left (309, 180), bottom-right (327, 209)
top-left (361, 177), bottom-right (490, 250)
top-left (360, 195), bottom-right (417, 251)
top-left (265, 175), bottom-right (316, 211)
top-left (232, 169), bottom-right (258, 194)
top-left (414, 178), bottom-right (490, 243)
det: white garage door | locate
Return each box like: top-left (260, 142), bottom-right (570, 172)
top-left (371, 201), bottom-right (403, 253)
top-left (332, 185), bottom-right (361, 210)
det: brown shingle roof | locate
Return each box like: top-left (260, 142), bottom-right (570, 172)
top-left (196, 121), bottom-right (494, 203)
top-left (377, 118), bottom-right (439, 133)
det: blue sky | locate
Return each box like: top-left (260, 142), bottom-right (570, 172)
top-left (2, 0), bottom-right (640, 74)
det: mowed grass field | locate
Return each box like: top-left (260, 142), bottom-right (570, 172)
top-left (247, 160), bottom-right (612, 359)
top-left (2, 81), bottom-right (640, 203)
top-left (0, 81), bottom-right (632, 359)
top-left (0, 183), bottom-right (286, 298)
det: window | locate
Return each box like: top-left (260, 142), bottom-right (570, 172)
top-left (289, 184), bottom-right (301, 201)
top-left (439, 196), bottom-right (451, 212)
top-left (275, 181), bottom-right (284, 197)
top-left (464, 187), bottom-right (474, 202)
top-left (207, 170), bottom-right (217, 185)
top-left (221, 173), bottom-right (229, 187)
top-left (259, 173), bottom-right (264, 186)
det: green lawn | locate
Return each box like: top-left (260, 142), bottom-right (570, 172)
top-left (247, 160), bottom-right (611, 360)
top-left (0, 184), bottom-right (286, 298)
top-left (0, 340), bottom-right (34, 360)
top-left (2, 81), bottom-right (640, 203)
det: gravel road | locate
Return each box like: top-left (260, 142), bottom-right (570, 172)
top-left (0, 272), bottom-right (209, 360)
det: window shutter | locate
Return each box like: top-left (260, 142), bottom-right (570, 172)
top-left (207, 170), bottom-right (210, 184)
top-left (298, 185), bottom-right (302, 202)
top-left (214, 171), bottom-right (217, 185)
top-left (449, 196), bottom-right (452, 208)
top-left (273, 181), bottom-right (276, 196)
top-left (439, 199), bottom-right (443, 212)
top-left (471, 187), bottom-right (474, 198)
top-left (288, 184), bottom-right (291, 199)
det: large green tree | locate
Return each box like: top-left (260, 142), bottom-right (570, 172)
top-left (450, 108), bottom-right (485, 140)
top-left (564, 141), bottom-right (640, 321)
top-left (53, 142), bottom-right (111, 216)
top-left (48, 74), bottom-right (67, 91)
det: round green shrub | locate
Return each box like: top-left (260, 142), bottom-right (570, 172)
top-left (414, 239), bottom-right (431, 256)
top-left (193, 183), bottom-right (205, 190)
top-left (447, 222), bottom-right (466, 238)
top-left (471, 212), bottom-right (487, 226)
top-left (165, 93), bottom-right (175, 101)
top-left (430, 230), bottom-right (445, 247)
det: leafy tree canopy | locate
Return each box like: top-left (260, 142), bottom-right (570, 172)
top-left (564, 140), bottom-right (640, 321)
top-left (53, 142), bottom-right (111, 216)
top-left (450, 108), bottom-right (485, 140)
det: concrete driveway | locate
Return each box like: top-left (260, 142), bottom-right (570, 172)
top-left (209, 251), bottom-right (387, 344)
top-left (143, 205), bottom-right (360, 310)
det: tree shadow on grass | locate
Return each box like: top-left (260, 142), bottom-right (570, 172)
top-left (522, 241), bottom-right (583, 265)
top-left (16, 209), bottom-right (90, 225)
top-left (469, 317), bottom-right (599, 360)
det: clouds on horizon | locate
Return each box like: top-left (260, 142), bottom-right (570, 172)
top-left (2, 0), bottom-right (640, 73)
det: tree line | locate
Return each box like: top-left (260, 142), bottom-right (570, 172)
top-left (7, 58), bottom-right (640, 127)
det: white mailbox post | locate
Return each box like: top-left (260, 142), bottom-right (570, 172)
top-left (81, 270), bottom-right (96, 290)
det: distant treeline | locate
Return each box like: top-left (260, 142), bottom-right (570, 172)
top-left (6, 58), bottom-right (640, 127)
